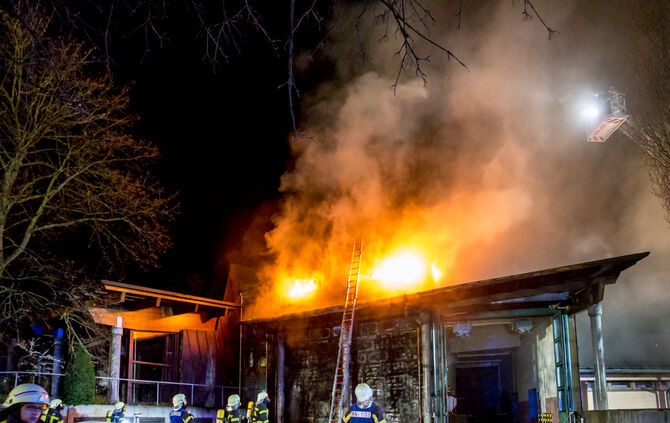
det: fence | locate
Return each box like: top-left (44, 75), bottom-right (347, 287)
top-left (0, 371), bottom-right (253, 409)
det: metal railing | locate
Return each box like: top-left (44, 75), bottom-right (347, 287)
top-left (0, 371), bottom-right (252, 409)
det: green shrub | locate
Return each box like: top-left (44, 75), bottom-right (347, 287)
top-left (63, 343), bottom-right (95, 405)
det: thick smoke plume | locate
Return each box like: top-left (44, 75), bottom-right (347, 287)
top-left (244, 1), bottom-right (670, 366)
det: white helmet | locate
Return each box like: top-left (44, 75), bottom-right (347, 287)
top-left (256, 392), bottom-right (269, 404)
top-left (354, 383), bottom-right (373, 403)
top-left (3, 384), bottom-right (49, 407)
top-left (226, 394), bottom-right (240, 410)
top-left (49, 399), bottom-right (63, 409)
top-left (114, 401), bottom-right (125, 411)
top-left (172, 393), bottom-right (186, 409)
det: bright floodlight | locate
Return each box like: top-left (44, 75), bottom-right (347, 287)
top-left (582, 105), bottom-right (600, 119)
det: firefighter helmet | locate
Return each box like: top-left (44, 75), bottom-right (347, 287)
top-left (354, 383), bottom-right (373, 403)
top-left (227, 394), bottom-right (240, 409)
top-left (256, 392), bottom-right (269, 404)
top-left (3, 384), bottom-right (49, 407)
top-left (114, 401), bottom-right (125, 411)
top-left (172, 393), bottom-right (187, 409)
top-left (49, 399), bottom-right (63, 409)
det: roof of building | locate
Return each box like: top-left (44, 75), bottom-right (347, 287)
top-left (247, 251), bottom-right (649, 326)
top-left (89, 280), bottom-right (241, 331)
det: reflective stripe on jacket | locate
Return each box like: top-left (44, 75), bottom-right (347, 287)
top-left (45, 410), bottom-right (63, 423)
top-left (224, 409), bottom-right (246, 423)
top-left (106, 411), bottom-right (123, 423)
top-left (251, 403), bottom-right (269, 423)
top-left (342, 403), bottom-right (386, 423)
top-left (170, 408), bottom-right (193, 423)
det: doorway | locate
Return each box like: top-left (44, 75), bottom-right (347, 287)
top-left (454, 352), bottom-right (515, 423)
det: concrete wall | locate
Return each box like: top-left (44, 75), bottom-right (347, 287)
top-left (586, 390), bottom-right (659, 410)
top-left (536, 317), bottom-right (559, 417)
top-left (64, 405), bottom-right (217, 423)
top-left (578, 409), bottom-right (670, 422)
top-left (515, 322), bottom-right (539, 420)
top-left (512, 317), bottom-right (560, 421)
top-left (448, 324), bottom-right (521, 353)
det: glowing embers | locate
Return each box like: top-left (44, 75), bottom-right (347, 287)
top-left (371, 250), bottom-right (441, 290)
top-left (288, 278), bottom-right (318, 299)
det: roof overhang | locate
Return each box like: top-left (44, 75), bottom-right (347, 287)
top-left (248, 252), bottom-right (649, 328)
top-left (89, 280), bottom-right (242, 331)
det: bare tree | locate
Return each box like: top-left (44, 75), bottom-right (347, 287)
top-left (0, 5), bottom-right (177, 347)
top-left (620, 0), bottom-right (670, 222)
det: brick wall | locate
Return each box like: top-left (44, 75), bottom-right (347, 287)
top-left (282, 317), bottom-right (420, 423)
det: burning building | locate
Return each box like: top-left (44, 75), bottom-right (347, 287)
top-left (74, 242), bottom-right (658, 423)
top-left (233, 250), bottom-right (648, 423)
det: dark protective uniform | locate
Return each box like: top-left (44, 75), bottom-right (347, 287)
top-left (105, 410), bottom-right (124, 423)
top-left (342, 403), bottom-right (386, 423)
top-left (224, 408), bottom-right (246, 423)
top-left (169, 407), bottom-right (193, 423)
top-left (43, 409), bottom-right (63, 423)
top-left (250, 400), bottom-right (269, 423)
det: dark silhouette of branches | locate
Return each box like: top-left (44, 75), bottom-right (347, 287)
top-left (2, 0), bottom-right (556, 140)
top-left (618, 0), bottom-right (670, 223)
top-left (0, 4), bottom-right (177, 356)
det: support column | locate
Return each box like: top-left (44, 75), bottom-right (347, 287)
top-left (588, 304), bottom-right (608, 410)
top-left (276, 332), bottom-right (285, 423)
top-left (109, 322), bottom-right (123, 402)
top-left (420, 314), bottom-right (433, 423)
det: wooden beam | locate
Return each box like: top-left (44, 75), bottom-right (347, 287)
top-left (88, 306), bottom-right (220, 331)
top-left (101, 280), bottom-right (241, 310)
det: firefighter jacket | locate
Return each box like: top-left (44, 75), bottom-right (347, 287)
top-left (105, 410), bottom-right (124, 423)
top-left (224, 408), bottom-right (246, 423)
top-left (250, 401), bottom-right (269, 423)
top-left (342, 403), bottom-right (386, 423)
top-left (42, 409), bottom-right (63, 423)
top-left (169, 407), bottom-right (193, 423)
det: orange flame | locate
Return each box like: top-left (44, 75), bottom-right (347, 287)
top-left (287, 278), bottom-right (318, 299)
top-left (368, 249), bottom-right (441, 294)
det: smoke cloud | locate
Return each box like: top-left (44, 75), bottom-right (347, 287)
top-left (243, 0), bottom-right (670, 366)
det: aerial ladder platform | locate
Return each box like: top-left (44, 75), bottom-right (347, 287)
top-left (586, 88), bottom-right (629, 142)
top-left (328, 240), bottom-right (363, 423)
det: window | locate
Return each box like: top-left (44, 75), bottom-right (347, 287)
top-left (633, 381), bottom-right (654, 390)
top-left (609, 381), bottom-right (632, 390)
top-left (128, 331), bottom-right (178, 403)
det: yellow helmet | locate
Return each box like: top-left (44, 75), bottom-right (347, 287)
top-left (49, 399), bottom-right (63, 409)
top-left (3, 384), bottom-right (49, 407)
top-left (114, 401), bottom-right (125, 411)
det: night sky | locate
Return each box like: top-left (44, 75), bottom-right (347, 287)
top-left (110, 6), bottom-right (301, 294)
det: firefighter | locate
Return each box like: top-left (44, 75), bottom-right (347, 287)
top-left (105, 402), bottom-right (125, 423)
top-left (224, 395), bottom-right (246, 423)
top-left (169, 394), bottom-right (193, 423)
top-left (250, 392), bottom-right (269, 423)
top-left (342, 383), bottom-right (385, 423)
top-left (40, 400), bottom-right (64, 423)
top-left (0, 383), bottom-right (50, 423)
